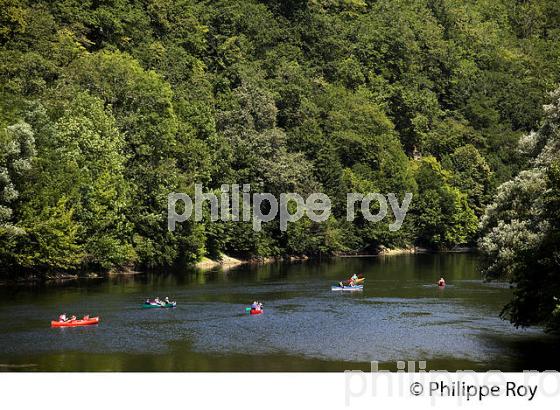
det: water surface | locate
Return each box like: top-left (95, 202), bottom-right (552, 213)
top-left (0, 254), bottom-right (558, 371)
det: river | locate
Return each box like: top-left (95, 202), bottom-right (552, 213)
top-left (0, 253), bottom-right (558, 371)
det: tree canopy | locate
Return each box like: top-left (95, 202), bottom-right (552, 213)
top-left (1, 0), bottom-right (559, 278)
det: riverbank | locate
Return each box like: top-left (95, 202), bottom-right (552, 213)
top-left (195, 254), bottom-right (310, 270)
top-left (195, 255), bottom-right (245, 270)
top-left (377, 246), bottom-right (418, 256)
top-left (377, 246), bottom-right (477, 256)
top-left (1, 247), bottom-right (477, 284)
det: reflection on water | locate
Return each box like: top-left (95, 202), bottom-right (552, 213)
top-left (0, 253), bottom-right (558, 371)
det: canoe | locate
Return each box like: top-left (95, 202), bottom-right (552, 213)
top-left (341, 277), bottom-right (365, 285)
top-left (331, 285), bottom-right (363, 291)
top-left (249, 309), bottom-right (263, 315)
top-left (142, 302), bottom-right (176, 309)
top-left (51, 317), bottom-right (99, 327)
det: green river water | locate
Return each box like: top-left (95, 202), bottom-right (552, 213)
top-left (0, 253), bottom-right (558, 371)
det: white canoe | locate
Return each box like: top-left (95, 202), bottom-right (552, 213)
top-left (331, 285), bottom-right (363, 291)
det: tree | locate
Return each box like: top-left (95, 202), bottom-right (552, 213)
top-left (1, 0), bottom-right (560, 276)
top-left (14, 198), bottom-right (84, 273)
top-left (0, 121), bottom-right (35, 232)
top-left (412, 156), bottom-right (478, 248)
top-left (9, 93), bottom-right (135, 272)
top-left (443, 144), bottom-right (492, 216)
top-left (480, 87), bottom-right (560, 330)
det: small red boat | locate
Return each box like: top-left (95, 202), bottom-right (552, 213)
top-left (51, 317), bottom-right (100, 327)
top-left (249, 309), bottom-right (263, 315)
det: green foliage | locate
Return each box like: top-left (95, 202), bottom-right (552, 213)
top-left (0, 0), bottom-right (558, 277)
top-left (480, 87), bottom-right (560, 330)
top-left (15, 198), bottom-right (84, 272)
top-left (412, 157), bottom-right (478, 248)
top-left (0, 121), bottom-right (35, 229)
top-left (443, 144), bottom-right (492, 216)
top-left (7, 93), bottom-right (135, 272)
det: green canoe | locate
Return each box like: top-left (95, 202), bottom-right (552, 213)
top-left (142, 302), bottom-right (176, 309)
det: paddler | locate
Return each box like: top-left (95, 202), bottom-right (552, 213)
top-left (438, 277), bottom-right (446, 286)
top-left (349, 273), bottom-right (359, 286)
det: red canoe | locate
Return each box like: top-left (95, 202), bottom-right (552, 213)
top-left (51, 317), bottom-right (100, 327)
top-left (249, 309), bottom-right (263, 315)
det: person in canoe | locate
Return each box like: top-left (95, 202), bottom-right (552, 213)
top-left (164, 297), bottom-right (172, 305)
top-left (337, 274), bottom-right (355, 288)
top-left (438, 277), bottom-right (446, 287)
top-left (58, 313), bottom-right (68, 322)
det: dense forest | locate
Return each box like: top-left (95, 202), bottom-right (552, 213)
top-left (1, 0), bottom-right (559, 325)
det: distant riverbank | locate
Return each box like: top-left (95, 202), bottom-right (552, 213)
top-left (1, 246), bottom-right (477, 284)
top-left (195, 254), bottom-right (313, 271)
